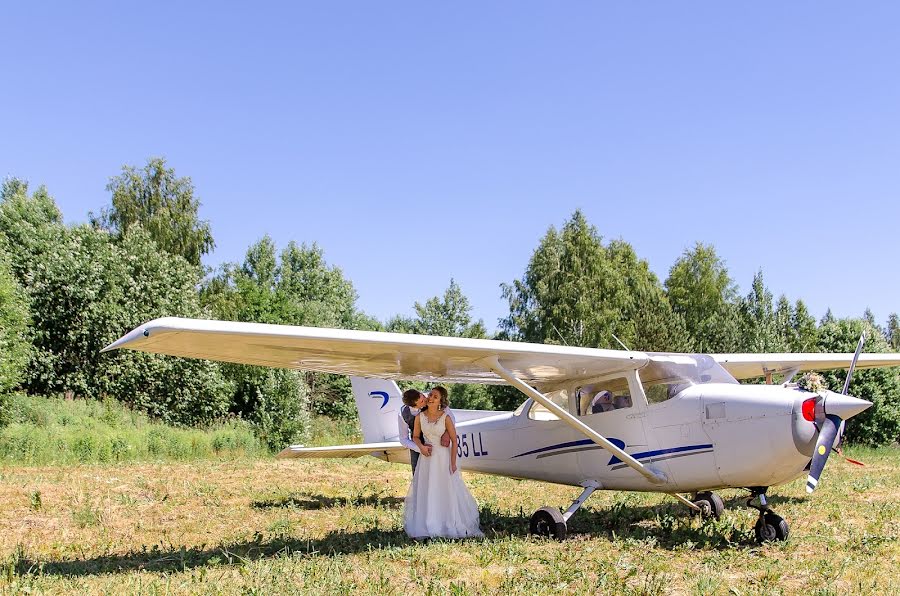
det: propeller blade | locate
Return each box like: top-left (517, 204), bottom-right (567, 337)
top-left (842, 332), bottom-right (867, 395)
top-left (811, 333), bottom-right (868, 486)
top-left (806, 413), bottom-right (841, 493)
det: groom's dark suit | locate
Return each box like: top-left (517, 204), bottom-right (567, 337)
top-left (400, 404), bottom-right (425, 473)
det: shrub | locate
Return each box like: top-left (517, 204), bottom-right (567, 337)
top-left (226, 365), bottom-right (311, 451)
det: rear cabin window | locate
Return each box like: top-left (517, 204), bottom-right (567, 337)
top-left (576, 377), bottom-right (632, 416)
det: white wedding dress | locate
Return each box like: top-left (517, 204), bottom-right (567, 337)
top-left (404, 412), bottom-right (483, 539)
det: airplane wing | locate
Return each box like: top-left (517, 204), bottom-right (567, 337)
top-left (102, 317), bottom-right (649, 385)
top-left (713, 353), bottom-right (900, 381)
top-left (277, 442), bottom-right (405, 459)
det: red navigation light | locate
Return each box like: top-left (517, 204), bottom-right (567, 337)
top-left (802, 397), bottom-right (817, 422)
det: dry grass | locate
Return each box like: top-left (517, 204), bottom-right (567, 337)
top-left (1, 447), bottom-right (898, 594)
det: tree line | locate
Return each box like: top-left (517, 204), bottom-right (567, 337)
top-left (0, 159), bottom-right (898, 447)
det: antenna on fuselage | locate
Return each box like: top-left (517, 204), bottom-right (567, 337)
top-left (550, 323), bottom-right (569, 346)
top-left (611, 333), bottom-right (630, 351)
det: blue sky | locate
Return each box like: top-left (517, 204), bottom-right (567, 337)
top-left (2, 2), bottom-right (898, 333)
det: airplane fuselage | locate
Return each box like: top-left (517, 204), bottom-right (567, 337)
top-left (387, 383), bottom-right (816, 493)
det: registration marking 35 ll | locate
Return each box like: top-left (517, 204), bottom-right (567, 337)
top-left (457, 432), bottom-right (488, 458)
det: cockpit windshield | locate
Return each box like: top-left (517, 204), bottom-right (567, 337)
top-left (643, 354), bottom-right (738, 386)
top-left (640, 354), bottom-right (738, 404)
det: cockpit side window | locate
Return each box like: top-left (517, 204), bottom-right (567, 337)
top-left (527, 389), bottom-right (569, 421)
top-left (643, 381), bottom-right (688, 404)
top-left (576, 377), bottom-right (632, 416)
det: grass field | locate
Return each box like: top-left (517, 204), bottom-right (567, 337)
top-left (1, 444), bottom-right (897, 594)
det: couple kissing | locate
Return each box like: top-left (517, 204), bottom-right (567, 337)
top-left (399, 387), bottom-right (483, 539)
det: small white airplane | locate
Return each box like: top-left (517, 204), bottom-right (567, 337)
top-left (104, 317), bottom-right (900, 543)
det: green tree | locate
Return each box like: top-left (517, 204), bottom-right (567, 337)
top-left (0, 180), bottom-right (230, 425)
top-left (91, 157), bottom-right (214, 267)
top-left (774, 295), bottom-right (794, 349)
top-left (278, 240), bottom-right (358, 328)
top-left (0, 245), bottom-right (29, 396)
top-left (863, 308), bottom-right (877, 327)
top-left (389, 280), bottom-right (492, 409)
top-left (816, 318), bottom-right (900, 446)
top-left (887, 313), bottom-right (900, 351)
top-left (665, 242), bottom-right (740, 352)
top-left (0, 180), bottom-right (64, 280)
top-left (500, 210), bottom-right (689, 352)
top-left (389, 279), bottom-right (487, 339)
top-left (790, 299), bottom-right (818, 352)
top-left (202, 236), bottom-right (363, 422)
top-left (737, 271), bottom-right (786, 352)
top-left (607, 240), bottom-right (693, 352)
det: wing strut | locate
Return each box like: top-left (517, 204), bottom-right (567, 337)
top-left (480, 356), bottom-right (666, 485)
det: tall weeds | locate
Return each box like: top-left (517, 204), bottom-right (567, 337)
top-left (0, 394), bottom-right (263, 464)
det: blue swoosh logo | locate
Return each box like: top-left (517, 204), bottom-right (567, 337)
top-left (369, 391), bottom-right (389, 409)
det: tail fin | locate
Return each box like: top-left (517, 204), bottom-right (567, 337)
top-left (350, 377), bottom-right (403, 443)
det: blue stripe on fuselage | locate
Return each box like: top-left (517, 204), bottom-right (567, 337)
top-left (606, 444), bottom-right (713, 465)
top-left (511, 437), bottom-right (626, 459)
top-left (511, 439), bottom-right (713, 466)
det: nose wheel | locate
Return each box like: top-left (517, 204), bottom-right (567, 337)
top-left (747, 488), bottom-right (789, 543)
top-left (754, 512), bottom-right (789, 542)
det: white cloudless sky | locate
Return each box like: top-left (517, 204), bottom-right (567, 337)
top-left (2, 2), bottom-right (898, 334)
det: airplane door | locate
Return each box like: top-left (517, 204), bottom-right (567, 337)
top-left (577, 409), bottom-right (650, 481)
top-left (575, 376), bottom-right (650, 483)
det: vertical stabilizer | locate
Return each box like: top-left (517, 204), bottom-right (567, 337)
top-left (350, 377), bottom-right (403, 443)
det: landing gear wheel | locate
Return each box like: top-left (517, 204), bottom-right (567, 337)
top-left (529, 507), bottom-right (567, 540)
top-left (754, 512), bottom-right (789, 543)
top-left (691, 491), bottom-right (725, 520)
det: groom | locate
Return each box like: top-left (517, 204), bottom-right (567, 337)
top-left (399, 388), bottom-right (454, 475)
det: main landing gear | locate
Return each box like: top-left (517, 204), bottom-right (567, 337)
top-left (529, 481), bottom-right (599, 540)
top-left (690, 491), bottom-right (725, 520)
top-left (747, 487), bottom-right (789, 543)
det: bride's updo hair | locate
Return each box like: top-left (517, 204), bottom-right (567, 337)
top-left (431, 386), bottom-right (449, 410)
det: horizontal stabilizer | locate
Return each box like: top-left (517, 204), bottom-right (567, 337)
top-left (276, 441), bottom-right (405, 459)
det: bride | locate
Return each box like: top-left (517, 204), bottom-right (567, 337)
top-left (404, 386), bottom-right (483, 539)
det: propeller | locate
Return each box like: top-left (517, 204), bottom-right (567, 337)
top-left (806, 332), bottom-right (871, 493)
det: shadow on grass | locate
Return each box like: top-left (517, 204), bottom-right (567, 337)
top-left (561, 500), bottom-right (758, 549)
top-left (18, 498), bottom-right (767, 577)
top-left (252, 492), bottom-right (405, 510)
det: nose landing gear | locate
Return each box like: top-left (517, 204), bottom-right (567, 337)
top-left (747, 487), bottom-right (789, 543)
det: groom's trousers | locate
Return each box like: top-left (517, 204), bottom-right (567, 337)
top-left (409, 450), bottom-right (419, 476)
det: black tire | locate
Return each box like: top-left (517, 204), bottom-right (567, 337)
top-left (692, 491), bottom-right (725, 520)
top-left (754, 512), bottom-right (789, 543)
top-left (529, 507), bottom-right (567, 540)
